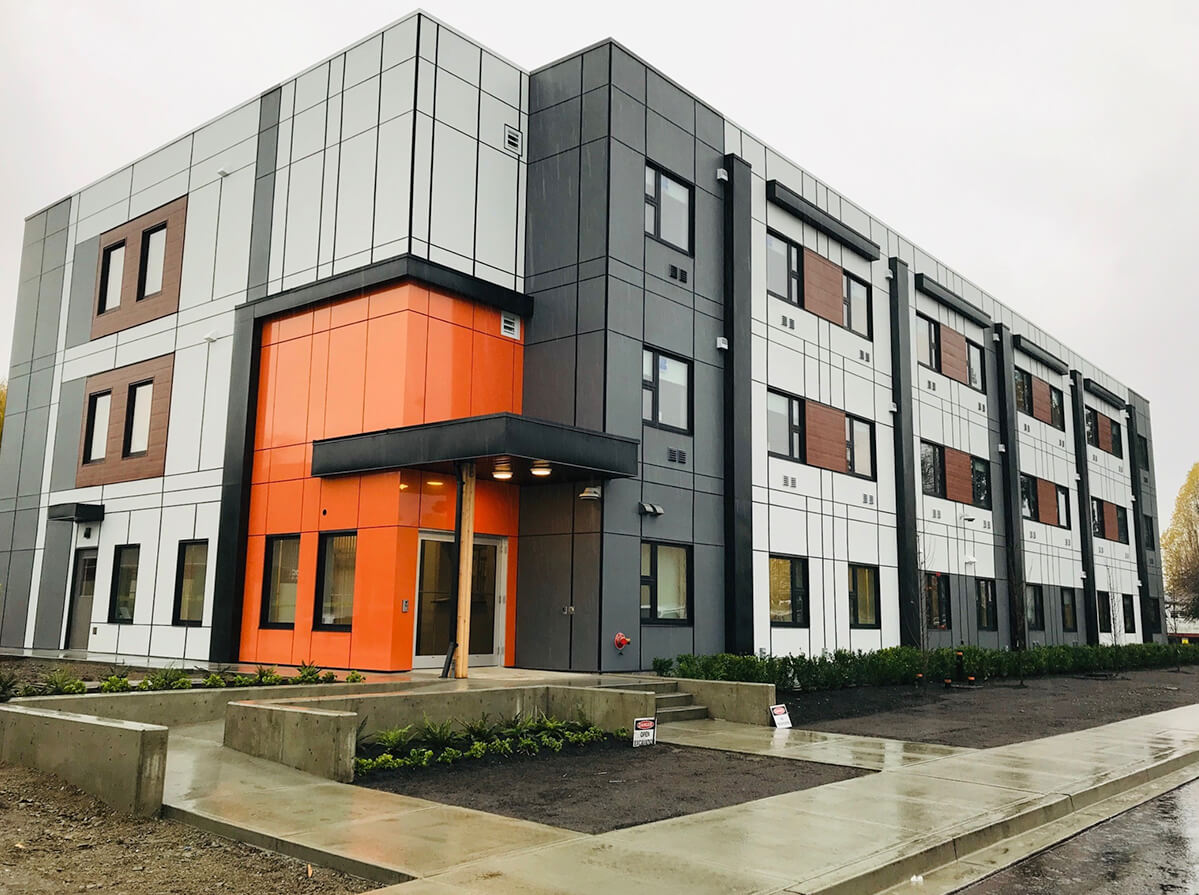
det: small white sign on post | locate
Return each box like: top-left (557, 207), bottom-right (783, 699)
top-left (632, 717), bottom-right (657, 747)
top-left (769, 704), bottom-right (792, 729)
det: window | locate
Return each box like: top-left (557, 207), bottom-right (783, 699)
top-left (977, 579), bottom-right (997, 631)
top-left (1097, 591), bottom-right (1112, 633)
top-left (921, 442), bottom-right (945, 497)
top-left (1115, 506), bottom-right (1129, 544)
top-left (924, 572), bottom-right (951, 630)
top-left (1122, 593), bottom-right (1136, 634)
top-left (766, 232), bottom-right (800, 304)
top-left (644, 164), bottom-right (691, 253)
top-left (1144, 514), bottom-right (1156, 548)
top-left (1020, 474), bottom-right (1038, 520)
top-left (916, 315), bottom-right (940, 370)
top-left (1110, 420), bottom-right (1123, 458)
top-left (123, 381), bottom-right (153, 456)
top-left (83, 392), bottom-right (111, 463)
top-left (1144, 597), bottom-right (1161, 634)
top-left (1091, 497), bottom-right (1106, 539)
top-left (767, 390), bottom-right (804, 461)
top-left (1137, 435), bottom-right (1150, 470)
top-left (642, 348), bottom-right (690, 432)
top-left (849, 564), bottom-right (880, 628)
top-left (98, 242), bottom-right (125, 313)
top-left (640, 542), bottom-right (689, 623)
top-left (846, 416), bottom-right (874, 479)
top-left (1061, 588), bottom-right (1078, 632)
top-left (972, 457), bottom-right (992, 509)
top-left (1025, 584), bottom-right (1045, 631)
top-left (1014, 369), bottom-right (1033, 415)
top-left (842, 273), bottom-right (871, 339)
top-left (138, 225), bottom-right (167, 299)
top-left (315, 532), bottom-right (357, 629)
top-left (109, 544), bottom-right (140, 623)
top-left (173, 540), bottom-right (207, 626)
top-left (1049, 386), bottom-right (1065, 430)
top-left (967, 341), bottom-right (985, 392)
top-left (769, 555), bottom-right (808, 626)
top-left (262, 535), bottom-right (301, 627)
top-left (1056, 485), bottom-right (1071, 529)
top-left (1085, 408), bottom-right (1099, 447)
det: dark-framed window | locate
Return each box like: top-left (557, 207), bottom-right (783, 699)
top-left (109, 544), bottom-right (140, 624)
top-left (916, 314), bottom-right (940, 371)
top-left (314, 531), bottom-right (357, 630)
top-left (1091, 497), bottom-right (1106, 539)
top-left (924, 572), bottom-right (951, 630)
top-left (1014, 368), bottom-right (1033, 415)
top-left (1144, 514), bottom-right (1156, 548)
top-left (1097, 590), bottom-right (1113, 633)
top-left (83, 391), bottom-right (111, 463)
top-left (640, 541), bottom-right (690, 624)
top-left (767, 389), bottom-right (804, 461)
top-left (137, 223), bottom-right (168, 300)
top-left (967, 341), bottom-right (986, 392)
top-left (1020, 474), bottom-right (1038, 520)
top-left (842, 272), bottom-right (871, 339)
top-left (1056, 485), bottom-right (1071, 530)
top-left (977, 579), bottom-right (998, 631)
top-left (644, 163), bottom-right (691, 253)
top-left (1085, 407), bottom-right (1099, 447)
top-left (1122, 593), bottom-right (1136, 633)
top-left (1061, 587), bottom-right (1078, 632)
top-left (1025, 583), bottom-right (1045, 631)
top-left (98, 241), bottom-right (125, 313)
top-left (1115, 506), bottom-right (1129, 544)
top-left (849, 564), bottom-right (880, 629)
top-left (173, 540), bottom-right (208, 626)
top-left (642, 347), bottom-right (691, 433)
top-left (261, 534), bottom-right (301, 628)
top-left (921, 441), bottom-right (945, 497)
top-left (1049, 386), bottom-right (1065, 430)
top-left (769, 555), bottom-right (809, 627)
top-left (1143, 596), bottom-right (1161, 634)
top-left (1110, 419), bottom-right (1123, 458)
top-left (1137, 435), bottom-right (1150, 470)
top-left (766, 231), bottom-right (801, 305)
top-left (846, 415), bottom-right (874, 479)
top-left (972, 457), bottom-right (992, 509)
top-left (122, 380), bottom-right (154, 457)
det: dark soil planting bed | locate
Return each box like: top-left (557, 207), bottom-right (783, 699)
top-left (357, 740), bottom-right (866, 833)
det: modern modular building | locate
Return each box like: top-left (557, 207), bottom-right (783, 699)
top-left (0, 12), bottom-right (1166, 673)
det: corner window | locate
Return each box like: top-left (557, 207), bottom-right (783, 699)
top-left (123, 381), bottom-right (153, 456)
top-left (846, 415), bottom-right (874, 479)
top-left (916, 315), bottom-right (940, 371)
top-left (924, 572), bottom-right (951, 630)
top-left (642, 348), bottom-right (690, 433)
top-left (921, 441), bottom-right (945, 497)
top-left (1014, 369), bottom-right (1033, 415)
top-left (1144, 596), bottom-right (1161, 634)
top-left (640, 542), bottom-right (690, 623)
top-left (1091, 497), bottom-right (1106, 539)
top-left (1110, 420), bottom-right (1123, 458)
top-left (262, 535), bottom-right (301, 627)
top-left (1020, 474), bottom-right (1038, 520)
top-left (842, 273), bottom-right (871, 339)
top-left (977, 579), bottom-right (997, 631)
top-left (138, 225), bottom-right (167, 299)
top-left (1137, 435), bottom-right (1150, 470)
top-left (83, 392), bottom-right (111, 463)
top-left (1115, 506), bottom-right (1129, 544)
top-left (109, 544), bottom-right (140, 624)
top-left (315, 531), bottom-right (357, 629)
top-left (1122, 593), bottom-right (1136, 634)
top-left (972, 457), bottom-right (992, 509)
top-left (1144, 514), bottom-right (1156, 548)
top-left (849, 564), bottom-right (880, 629)
top-left (766, 232), bottom-right (800, 304)
top-left (173, 540), bottom-right (208, 626)
top-left (1056, 485), bottom-right (1071, 529)
top-left (967, 341), bottom-right (985, 392)
top-left (644, 164), bottom-right (691, 253)
top-left (1025, 584), bottom-right (1045, 631)
top-left (767, 390), bottom-right (804, 461)
top-left (769, 555), bottom-right (808, 626)
top-left (1061, 587), bottom-right (1078, 632)
top-left (1049, 386), bottom-right (1065, 430)
top-left (1097, 591), bottom-right (1112, 633)
top-left (1085, 408), bottom-right (1099, 447)
top-left (99, 242), bottom-right (125, 313)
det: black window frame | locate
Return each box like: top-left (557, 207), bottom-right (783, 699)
top-left (83, 390), bottom-right (112, 464)
top-left (1137, 435), bottom-right (1150, 470)
top-left (1091, 497), bottom-right (1106, 539)
top-left (916, 314), bottom-right (941, 372)
top-left (1014, 368), bottom-right (1034, 415)
top-left (1115, 505), bottom-right (1129, 544)
top-left (976, 579), bottom-right (998, 632)
top-left (845, 414), bottom-right (875, 480)
top-left (1061, 587), bottom-right (1078, 632)
top-left (765, 230), bottom-right (802, 306)
top-left (1026, 583), bottom-right (1045, 632)
top-left (261, 533), bottom-right (301, 629)
top-left (108, 543), bottom-right (140, 624)
top-left (924, 571), bottom-right (951, 631)
top-left (98, 240), bottom-right (125, 314)
top-left (313, 530), bottom-right (357, 631)
top-left (1097, 590), bottom-right (1113, 633)
top-left (641, 346), bottom-right (692, 435)
top-left (766, 388), bottom-right (805, 462)
top-left (921, 441), bottom-right (946, 498)
top-left (1049, 385), bottom-right (1066, 430)
top-left (966, 339), bottom-right (986, 393)
top-left (842, 271), bottom-right (873, 340)
top-left (172, 539), bottom-right (208, 627)
top-left (122, 378), bottom-right (154, 458)
top-left (643, 162), bottom-right (693, 255)
top-left (971, 456), bottom-right (992, 509)
top-left (1144, 514), bottom-right (1156, 548)
top-left (1121, 593), bottom-right (1136, 634)
top-left (136, 223), bottom-right (168, 301)
top-left (640, 541), bottom-right (692, 625)
top-left (1020, 473), bottom-right (1038, 520)
top-left (848, 563), bottom-right (881, 630)
top-left (1143, 596), bottom-right (1161, 634)
top-left (769, 554), bottom-right (809, 627)
top-left (1055, 484), bottom-right (1071, 530)
top-left (1109, 419), bottom-right (1123, 458)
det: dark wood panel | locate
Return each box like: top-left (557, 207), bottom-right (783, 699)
top-left (944, 447), bottom-right (974, 504)
top-left (1098, 414), bottom-right (1113, 452)
top-left (1037, 477), bottom-right (1058, 526)
top-left (940, 327), bottom-right (969, 385)
top-left (805, 402), bottom-right (847, 473)
top-left (1103, 501), bottom-right (1119, 540)
top-left (1032, 376), bottom-right (1053, 424)
top-left (802, 248), bottom-right (843, 326)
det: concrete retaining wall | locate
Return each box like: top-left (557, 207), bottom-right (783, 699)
top-left (0, 704), bottom-right (167, 816)
top-left (224, 701), bottom-right (358, 782)
top-left (673, 679), bottom-right (776, 725)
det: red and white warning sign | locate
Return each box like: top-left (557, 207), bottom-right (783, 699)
top-left (632, 717), bottom-right (657, 747)
top-left (769, 704), bottom-right (792, 729)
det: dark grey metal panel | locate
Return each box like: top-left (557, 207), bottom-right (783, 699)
top-left (5, 375), bottom-right (28, 417)
top-left (525, 150), bottom-right (580, 276)
top-left (32, 520), bottom-right (73, 648)
top-left (647, 70), bottom-right (694, 133)
top-left (570, 532), bottom-right (601, 671)
top-left (1068, 369), bottom-right (1100, 646)
top-left (514, 533), bottom-right (572, 670)
top-left (646, 112), bottom-right (694, 182)
top-left (17, 406), bottom-right (49, 497)
top-left (610, 87), bottom-right (645, 153)
top-left (640, 623), bottom-right (693, 670)
top-left (889, 258), bottom-right (921, 647)
top-left (581, 87), bottom-right (608, 145)
top-left (524, 282), bottom-right (577, 345)
top-left (528, 97), bottom-right (581, 163)
top-left (609, 45), bottom-right (645, 103)
top-left (246, 86), bottom-right (282, 301)
top-left (522, 338), bottom-right (576, 424)
top-left (528, 55), bottom-right (581, 113)
top-left (0, 512), bottom-right (12, 553)
top-left (50, 378), bottom-right (86, 492)
top-left (695, 103), bottom-right (724, 152)
top-left (65, 236), bottom-right (100, 349)
top-left (606, 140), bottom-right (645, 270)
top-left (601, 531), bottom-right (640, 671)
top-left (579, 141), bottom-right (609, 263)
top-left (995, 325), bottom-right (1028, 649)
top-left (0, 550), bottom-right (33, 647)
top-left (581, 44), bottom-right (610, 93)
top-left (574, 331), bottom-right (605, 432)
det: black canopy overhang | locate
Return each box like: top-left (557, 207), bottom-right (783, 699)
top-left (311, 413), bottom-right (639, 483)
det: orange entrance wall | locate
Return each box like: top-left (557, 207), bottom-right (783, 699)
top-left (240, 282), bottom-right (523, 671)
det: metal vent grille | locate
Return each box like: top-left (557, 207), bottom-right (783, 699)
top-left (503, 125), bottom-right (523, 156)
top-left (500, 312), bottom-right (520, 339)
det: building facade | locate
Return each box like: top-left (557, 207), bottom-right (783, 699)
top-left (0, 12), bottom-right (1166, 672)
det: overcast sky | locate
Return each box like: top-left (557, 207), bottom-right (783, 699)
top-left (0, 0), bottom-right (1196, 509)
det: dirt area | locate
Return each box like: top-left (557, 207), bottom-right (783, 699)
top-left (0, 655), bottom-right (159, 686)
top-left (0, 764), bottom-right (373, 895)
top-left (358, 739), bottom-right (865, 833)
top-left (786, 667), bottom-right (1199, 748)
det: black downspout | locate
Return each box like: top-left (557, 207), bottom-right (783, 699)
top-left (1125, 404), bottom-right (1154, 643)
top-left (888, 258), bottom-right (921, 647)
top-left (1069, 370), bottom-right (1100, 645)
top-left (993, 324), bottom-right (1027, 650)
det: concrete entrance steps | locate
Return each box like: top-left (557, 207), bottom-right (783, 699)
top-left (651, 683), bottom-right (709, 723)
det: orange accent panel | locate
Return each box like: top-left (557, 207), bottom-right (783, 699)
top-left (805, 402), bottom-right (848, 473)
top-left (419, 473), bottom-right (457, 531)
top-left (475, 479), bottom-right (519, 535)
top-left (306, 330), bottom-right (330, 443)
top-left (473, 304), bottom-right (502, 335)
top-left (275, 309), bottom-right (314, 344)
top-left (323, 322), bottom-right (367, 438)
top-left (802, 248), bottom-right (843, 325)
top-left (265, 480), bottom-right (304, 534)
top-left (255, 344), bottom-right (276, 449)
top-left (1032, 377), bottom-right (1053, 424)
top-left (240, 536), bottom-right (266, 657)
top-left (1103, 501), bottom-right (1119, 540)
top-left (269, 444), bottom-right (308, 483)
top-left (424, 318), bottom-right (474, 422)
top-left (470, 333), bottom-right (515, 416)
top-left (252, 449), bottom-right (270, 483)
top-left (289, 534), bottom-right (319, 662)
top-left (940, 327), bottom-right (969, 385)
top-left (320, 477), bottom-right (361, 531)
top-left (271, 337), bottom-right (312, 449)
top-left (397, 471), bottom-right (421, 527)
top-left (311, 304), bottom-right (331, 334)
top-left (363, 311), bottom-right (428, 432)
top-left (358, 472), bottom-right (402, 529)
top-left (369, 282), bottom-right (429, 318)
top-left (329, 295), bottom-right (368, 329)
top-left (511, 344), bottom-right (524, 415)
top-left (248, 484), bottom-right (269, 536)
top-left (310, 631), bottom-right (351, 669)
top-left (1098, 415), bottom-right (1114, 453)
top-left (428, 291), bottom-right (475, 328)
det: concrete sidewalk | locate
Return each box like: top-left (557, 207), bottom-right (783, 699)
top-left (163, 705), bottom-right (1199, 893)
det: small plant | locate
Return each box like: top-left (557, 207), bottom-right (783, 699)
top-left (539, 733), bottom-right (563, 752)
top-left (421, 716), bottom-right (462, 751)
top-left (465, 740), bottom-right (488, 760)
top-left (346, 670), bottom-right (365, 683)
top-left (614, 728), bottom-right (630, 740)
top-left (253, 665), bottom-right (285, 686)
top-left (320, 670), bottom-right (337, 684)
top-left (374, 725), bottom-right (418, 752)
top-left (41, 667), bottom-right (86, 695)
top-left (100, 674), bottom-right (131, 693)
top-left (486, 737), bottom-right (513, 757)
top-left (231, 674), bottom-right (255, 687)
top-left (515, 736), bottom-right (540, 756)
top-left (294, 661), bottom-right (323, 684)
top-left (0, 670), bottom-right (19, 702)
top-left (651, 656), bottom-right (675, 677)
top-left (460, 713), bottom-right (500, 741)
top-left (437, 747), bottom-right (463, 765)
top-left (138, 666), bottom-right (192, 691)
top-left (202, 672), bottom-right (227, 688)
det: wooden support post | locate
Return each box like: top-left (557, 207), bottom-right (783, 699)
top-left (454, 461), bottom-right (477, 679)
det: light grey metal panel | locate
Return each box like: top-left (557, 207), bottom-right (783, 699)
top-left (295, 64), bottom-right (329, 114)
top-left (50, 378), bottom-right (86, 493)
top-left (373, 113), bottom-right (414, 250)
top-left (529, 56), bottom-right (581, 113)
top-left (11, 509), bottom-right (38, 551)
top-left (281, 153), bottom-right (323, 278)
top-left (26, 367), bottom-right (52, 411)
top-left (0, 512), bottom-right (12, 553)
top-left (23, 212), bottom-right (47, 246)
top-left (17, 406), bottom-right (49, 497)
top-left (0, 412), bottom-right (24, 500)
top-left (18, 237), bottom-right (44, 283)
top-left (65, 236), bottom-right (99, 348)
top-left (610, 45), bottom-right (646, 103)
top-left (525, 149), bottom-right (579, 276)
top-left (6, 376), bottom-right (28, 416)
top-left (481, 52), bottom-right (521, 109)
top-left (529, 97), bottom-right (580, 163)
top-left (10, 268), bottom-right (40, 367)
top-left (342, 76), bottom-right (381, 139)
top-left (334, 129), bottom-right (378, 260)
top-left (436, 27), bottom-right (480, 85)
top-left (606, 140), bottom-right (645, 270)
top-left (382, 16), bottom-right (418, 69)
top-left (32, 266), bottom-right (65, 360)
top-left (474, 145), bottom-right (518, 274)
top-left (521, 338), bottom-right (576, 425)
top-left (428, 122), bottom-right (477, 260)
top-left (0, 551), bottom-right (33, 647)
top-left (647, 70), bottom-right (694, 134)
top-left (343, 34), bottom-right (382, 89)
top-left (33, 520), bottom-right (73, 648)
top-left (40, 222), bottom-right (68, 274)
top-left (380, 59), bottom-right (416, 124)
top-left (434, 69), bottom-right (479, 138)
top-left (646, 111), bottom-right (694, 182)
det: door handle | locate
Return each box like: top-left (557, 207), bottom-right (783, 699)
top-left (560, 605), bottom-right (575, 615)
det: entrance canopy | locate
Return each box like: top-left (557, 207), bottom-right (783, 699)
top-left (311, 413), bottom-right (638, 484)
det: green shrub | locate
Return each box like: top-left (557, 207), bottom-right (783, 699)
top-left (461, 713), bottom-right (501, 741)
top-left (294, 661), bottom-right (323, 684)
top-left (41, 668), bottom-right (86, 695)
top-left (231, 674), bottom-right (255, 687)
top-left (0, 670), bottom-right (19, 701)
top-left (375, 725), bottom-right (418, 752)
top-left (138, 666), bottom-right (192, 691)
top-left (420, 717), bottom-right (462, 751)
top-left (100, 674), bottom-right (131, 693)
top-left (437, 747), bottom-right (463, 765)
top-left (320, 670), bottom-right (337, 684)
top-left (252, 665), bottom-right (284, 686)
top-left (346, 671), bottom-right (365, 683)
top-left (651, 657), bottom-right (675, 677)
top-left (202, 673), bottom-right (227, 688)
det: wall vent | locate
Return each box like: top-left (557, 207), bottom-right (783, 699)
top-left (500, 312), bottom-right (520, 339)
top-left (503, 125), bottom-right (523, 156)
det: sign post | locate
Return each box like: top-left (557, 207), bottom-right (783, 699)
top-left (769, 704), bottom-right (792, 728)
top-left (632, 717), bottom-right (657, 747)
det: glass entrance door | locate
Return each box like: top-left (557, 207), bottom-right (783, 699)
top-left (414, 535), bottom-right (503, 667)
top-left (66, 548), bottom-right (98, 650)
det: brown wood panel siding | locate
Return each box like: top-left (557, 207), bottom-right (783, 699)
top-left (805, 402), bottom-right (848, 473)
top-left (1097, 414), bottom-right (1113, 452)
top-left (76, 354), bottom-right (175, 487)
top-left (802, 248), bottom-right (843, 326)
top-left (944, 447), bottom-right (974, 504)
top-left (1103, 501), bottom-right (1119, 540)
top-left (1037, 477), bottom-right (1058, 526)
top-left (1032, 377), bottom-right (1053, 424)
top-left (940, 327), bottom-right (969, 384)
top-left (91, 195), bottom-right (188, 340)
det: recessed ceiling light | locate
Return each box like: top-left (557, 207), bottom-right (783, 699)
top-left (492, 459), bottom-right (513, 481)
top-left (427, 480), bottom-right (443, 487)
top-left (530, 460), bottom-right (551, 477)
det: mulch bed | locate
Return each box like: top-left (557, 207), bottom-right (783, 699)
top-left (786, 667), bottom-right (1199, 749)
top-left (357, 739), bottom-right (866, 832)
top-left (0, 656), bottom-right (158, 686)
